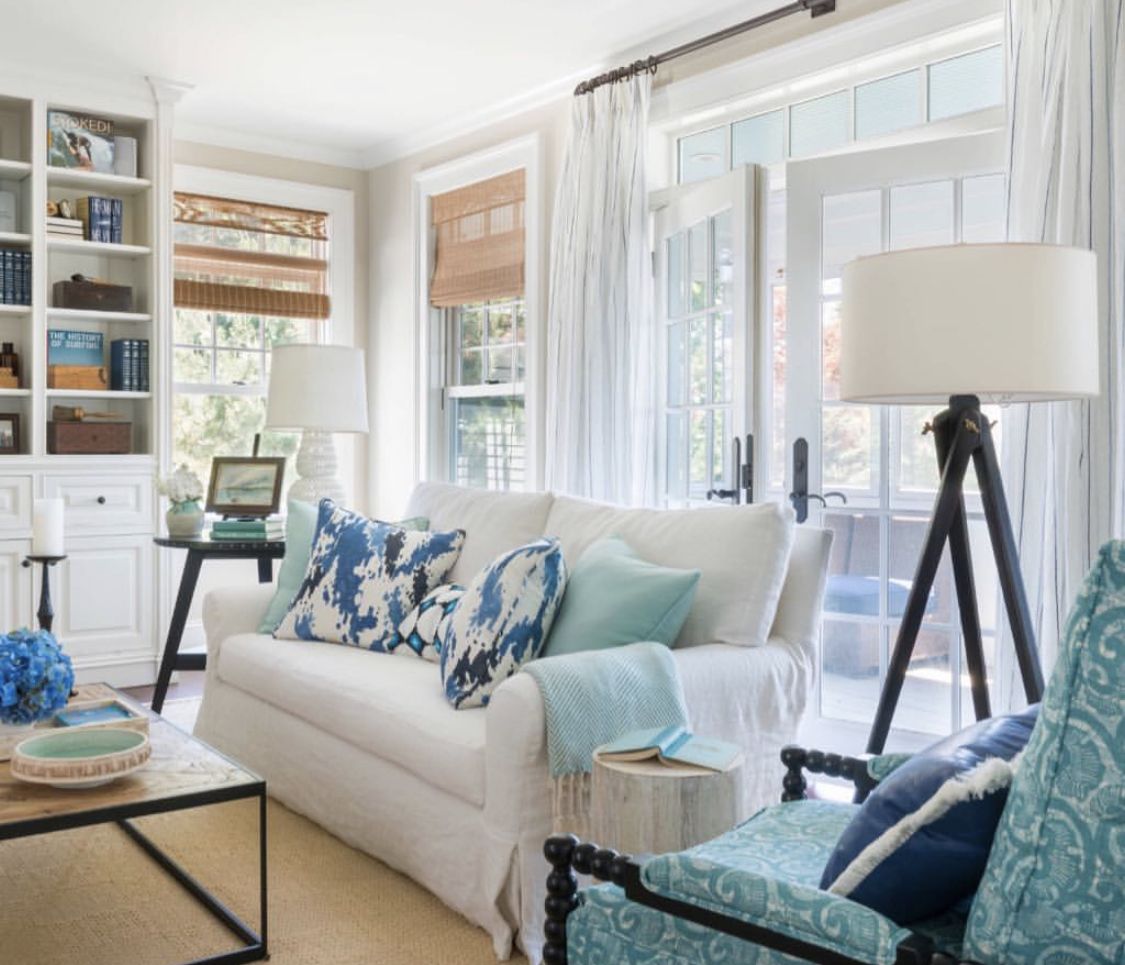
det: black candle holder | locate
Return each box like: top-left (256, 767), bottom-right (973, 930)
top-left (21, 555), bottom-right (67, 633)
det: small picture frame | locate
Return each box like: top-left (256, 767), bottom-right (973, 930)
top-left (0, 412), bottom-right (20, 454)
top-left (205, 456), bottom-right (285, 517)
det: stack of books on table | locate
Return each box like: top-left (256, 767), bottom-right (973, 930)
top-left (210, 516), bottom-right (284, 541)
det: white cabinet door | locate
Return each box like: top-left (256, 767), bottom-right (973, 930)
top-left (50, 535), bottom-right (154, 679)
top-left (0, 475), bottom-right (33, 536)
top-left (0, 539), bottom-right (33, 629)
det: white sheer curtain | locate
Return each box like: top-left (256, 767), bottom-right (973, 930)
top-left (545, 74), bottom-right (655, 506)
top-left (1003, 0), bottom-right (1124, 673)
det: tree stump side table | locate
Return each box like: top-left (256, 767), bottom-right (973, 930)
top-left (590, 750), bottom-right (744, 856)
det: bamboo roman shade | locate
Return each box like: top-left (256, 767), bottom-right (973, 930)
top-left (429, 169), bottom-right (525, 307)
top-left (173, 192), bottom-right (330, 320)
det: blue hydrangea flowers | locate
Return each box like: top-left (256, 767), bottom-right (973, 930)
top-left (0, 629), bottom-right (75, 725)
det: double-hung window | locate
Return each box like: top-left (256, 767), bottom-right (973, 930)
top-left (428, 169), bottom-right (527, 490)
top-left (171, 191), bottom-right (330, 484)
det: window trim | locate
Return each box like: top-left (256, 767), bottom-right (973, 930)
top-left (413, 135), bottom-right (542, 491)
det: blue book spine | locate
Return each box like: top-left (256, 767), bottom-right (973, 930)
top-left (20, 251), bottom-right (30, 305)
top-left (110, 339), bottom-right (134, 391)
top-left (0, 250), bottom-right (9, 304)
top-left (138, 338), bottom-right (149, 391)
top-left (110, 198), bottom-right (123, 244)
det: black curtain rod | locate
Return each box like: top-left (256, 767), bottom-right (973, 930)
top-left (574, 0), bottom-right (837, 96)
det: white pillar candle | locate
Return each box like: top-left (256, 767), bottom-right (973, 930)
top-left (32, 498), bottom-right (65, 557)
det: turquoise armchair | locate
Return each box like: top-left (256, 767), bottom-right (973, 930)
top-left (544, 540), bottom-right (1125, 965)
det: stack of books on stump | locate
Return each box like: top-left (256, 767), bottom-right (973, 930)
top-left (210, 516), bottom-right (284, 541)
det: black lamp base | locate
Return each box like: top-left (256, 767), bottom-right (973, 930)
top-left (865, 395), bottom-right (1045, 754)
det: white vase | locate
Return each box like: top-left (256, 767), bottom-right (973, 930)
top-left (166, 500), bottom-right (204, 538)
top-left (0, 719), bottom-right (34, 763)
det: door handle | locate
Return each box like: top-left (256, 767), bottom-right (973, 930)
top-left (807, 491), bottom-right (847, 508)
top-left (706, 488), bottom-right (739, 503)
top-left (789, 439), bottom-right (848, 522)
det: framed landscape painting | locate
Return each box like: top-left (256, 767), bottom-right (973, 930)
top-left (206, 456), bottom-right (285, 516)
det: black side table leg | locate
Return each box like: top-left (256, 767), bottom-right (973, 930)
top-left (153, 549), bottom-right (204, 714)
top-left (256, 556), bottom-right (273, 583)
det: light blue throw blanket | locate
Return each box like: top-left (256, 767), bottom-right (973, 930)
top-left (525, 641), bottom-right (689, 778)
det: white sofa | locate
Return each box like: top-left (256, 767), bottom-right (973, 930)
top-left (195, 483), bottom-right (831, 962)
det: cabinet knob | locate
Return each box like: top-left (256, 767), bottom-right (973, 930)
top-left (97, 496), bottom-right (107, 505)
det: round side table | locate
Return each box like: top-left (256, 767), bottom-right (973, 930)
top-left (591, 750), bottom-right (744, 855)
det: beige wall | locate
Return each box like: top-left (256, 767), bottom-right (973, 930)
top-left (366, 99), bottom-right (570, 516)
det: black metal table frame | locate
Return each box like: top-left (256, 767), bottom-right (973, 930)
top-left (0, 779), bottom-right (268, 965)
top-left (152, 538), bottom-right (285, 714)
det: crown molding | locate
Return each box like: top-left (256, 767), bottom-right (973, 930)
top-left (173, 120), bottom-right (368, 170)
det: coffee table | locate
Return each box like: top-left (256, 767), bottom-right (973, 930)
top-left (0, 684), bottom-right (267, 964)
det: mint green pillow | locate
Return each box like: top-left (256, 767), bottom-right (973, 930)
top-left (542, 537), bottom-right (700, 657)
top-left (258, 502), bottom-right (429, 634)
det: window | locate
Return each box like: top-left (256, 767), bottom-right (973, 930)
top-left (427, 166), bottom-right (530, 491)
top-left (171, 190), bottom-right (330, 486)
top-left (675, 43), bottom-right (1004, 185)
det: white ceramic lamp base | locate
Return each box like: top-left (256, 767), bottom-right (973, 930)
top-left (287, 430), bottom-right (346, 506)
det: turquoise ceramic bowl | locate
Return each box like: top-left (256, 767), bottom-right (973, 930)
top-left (11, 727), bottom-right (151, 788)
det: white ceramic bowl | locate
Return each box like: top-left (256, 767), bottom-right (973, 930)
top-left (11, 727), bottom-right (151, 789)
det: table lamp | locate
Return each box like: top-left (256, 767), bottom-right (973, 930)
top-left (264, 344), bottom-right (369, 505)
top-left (840, 243), bottom-right (1098, 753)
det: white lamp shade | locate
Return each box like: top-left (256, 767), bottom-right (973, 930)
top-left (840, 243), bottom-right (1099, 404)
top-left (265, 344), bottom-right (370, 432)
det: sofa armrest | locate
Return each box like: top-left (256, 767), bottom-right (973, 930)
top-left (674, 639), bottom-right (811, 815)
top-left (484, 670), bottom-right (549, 834)
top-left (201, 584), bottom-right (276, 662)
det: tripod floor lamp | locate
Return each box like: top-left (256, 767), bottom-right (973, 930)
top-left (840, 243), bottom-right (1099, 754)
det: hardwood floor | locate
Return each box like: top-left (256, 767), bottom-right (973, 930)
top-left (121, 671), bottom-right (207, 705)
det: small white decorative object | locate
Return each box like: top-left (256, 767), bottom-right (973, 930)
top-left (31, 498), bottom-right (65, 557)
top-left (265, 344), bottom-right (369, 505)
top-left (159, 464), bottom-right (205, 538)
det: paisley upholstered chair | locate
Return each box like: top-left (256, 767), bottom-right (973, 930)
top-left (544, 540), bottom-right (1125, 965)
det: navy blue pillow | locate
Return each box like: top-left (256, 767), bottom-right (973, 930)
top-left (820, 705), bottom-right (1039, 923)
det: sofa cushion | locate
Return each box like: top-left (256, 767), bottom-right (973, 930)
top-left (274, 500), bottom-right (464, 652)
top-left (396, 583), bottom-right (465, 662)
top-left (964, 540), bottom-right (1125, 965)
top-left (259, 504), bottom-right (430, 634)
top-left (542, 537), bottom-right (700, 657)
top-left (216, 632), bottom-right (486, 805)
top-left (441, 538), bottom-right (567, 709)
top-left (822, 706), bottom-right (1039, 924)
top-left (544, 496), bottom-right (794, 648)
top-left (405, 482), bottom-right (555, 585)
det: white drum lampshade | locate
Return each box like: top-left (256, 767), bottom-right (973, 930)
top-left (265, 344), bottom-right (369, 505)
top-left (840, 243), bottom-right (1099, 404)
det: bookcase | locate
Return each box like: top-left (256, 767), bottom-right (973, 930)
top-left (0, 74), bottom-right (181, 687)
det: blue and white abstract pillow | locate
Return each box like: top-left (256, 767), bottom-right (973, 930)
top-left (393, 583), bottom-right (465, 661)
top-left (440, 537), bottom-right (567, 709)
top-left (274, 499), bottom-right (464, 652)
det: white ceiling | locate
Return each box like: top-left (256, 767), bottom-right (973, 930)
top-left (2, 0), bottom-right (773, 167)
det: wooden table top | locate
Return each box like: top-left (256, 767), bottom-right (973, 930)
top-left (0, 684), bottom-right (261, 833)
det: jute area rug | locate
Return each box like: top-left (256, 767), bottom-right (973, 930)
top-left (0, 795), bottom-right (528, 965)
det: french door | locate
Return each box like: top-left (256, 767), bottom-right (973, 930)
top-left (785, 131), bottom-right (1007, 748)
top-left (654, 167), bottom-right (760, 507)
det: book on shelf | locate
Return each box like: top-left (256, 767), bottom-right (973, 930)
top-left (109, 338), bottom-right (149, 391)
top-left (595, 726), bottom-right (741, 773)
top-left (76, 196), bottom-right (122, 243)
top-left (210, 516), bottom-right (284, 540)
top-left (48, 329), bottom-right (103, 366)
top-left (0, 248), bottom-right (30, 306)
top-left (47, 110), bottom-right (116, 173)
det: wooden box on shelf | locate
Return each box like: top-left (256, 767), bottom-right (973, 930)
top-left (0, 367), bottom-right (17, 389)
top-left (52, 278), bottom-right (133, 312)
top-left (48, 364), bottom-right (107, 390)
top-left (48, 419), bottom-right (132, 454)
